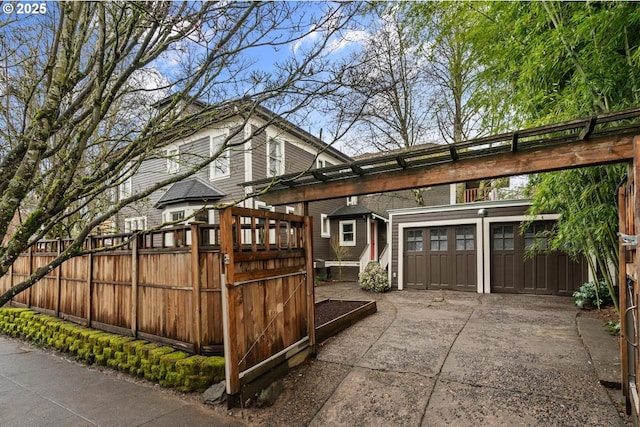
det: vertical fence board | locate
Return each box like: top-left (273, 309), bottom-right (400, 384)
top-left (4, 225), bottom-right (223, 354)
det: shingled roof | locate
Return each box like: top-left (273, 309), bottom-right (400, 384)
top-left (155, 177), bottom-right (226, 209)
top-left (327, 204), bottom-right (374, 218)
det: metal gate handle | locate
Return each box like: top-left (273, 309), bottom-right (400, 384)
top-left (624, 304), bottom-right (639, 348)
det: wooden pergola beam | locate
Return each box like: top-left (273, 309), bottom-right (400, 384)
top-left (260, 133), bottom-right (636, 205)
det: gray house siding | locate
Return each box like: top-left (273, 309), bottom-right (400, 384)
top-left (308, 199), bottom-right (344, 261)
top-left (209, 126), bottom-right (247, 203)
top-left (329, 217), bottom-right (368, 263)
top-left (360, 186), bottom-right (450, 215)
top-left (250, 125), bottom-right (267, 179)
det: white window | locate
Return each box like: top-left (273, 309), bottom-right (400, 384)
top-left (210, 134), bottom-right (230, 179)
top-left (267, 138), bottom-right (284, 177)
top-left (119, 176), bottom-right (132, 200)
top-left (346, 196), bottom-right (358, 206)
top-left (119, 162), bottom-right (132, 199)
top-left (167, 148), bottom-right (179, 174)
top-left (316, 158), bottom-right (327, 169)
top-left (164, 210), bottom-right (185, 224)
top-left (285, 206), bottom-right (296, 215)
top-left (124, 216), bottom-right (147, 233)
top-left (339, 220), bottom-right (356, 246)
top-left (321, 214), bottom-right (330, 238)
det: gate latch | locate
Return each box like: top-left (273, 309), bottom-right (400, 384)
top-left (618, 232), bottom-right (638, 247)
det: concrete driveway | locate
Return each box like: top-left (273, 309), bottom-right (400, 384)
top-left (300, 282), bottom-right (624, 427)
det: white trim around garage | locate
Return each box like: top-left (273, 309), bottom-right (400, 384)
top-left (482, 214), bottom-right (560, 294)
top-left (396, 218), bottom-right (484, 293)
top-left (393, 212), bottom-right (561, 294)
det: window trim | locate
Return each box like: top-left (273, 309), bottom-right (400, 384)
top-left (267, 137), bottom-right (285, 177)
top-left (210, 133), bottom-right (230, 180)
top-left (119, 162), bottom-right (133, 200)
top-left (346, 196), bottom-right (358, 206)
top-left (167, 147), bottom-right (180, 174)
top-left (321, 213), bottom-right (330, 238)
top-left (339, 219), bottom-right (356, 246)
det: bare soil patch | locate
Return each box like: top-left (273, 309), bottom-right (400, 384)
top-left (315, 299), bottom-right (369, 326)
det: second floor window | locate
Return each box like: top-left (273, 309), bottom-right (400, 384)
top-left (119, 177), bottom-right (132, 199)
top-left (210, 134), bottom-right (230, 179)
top-left (167, 148), bottom-right (179, 174)
top-left (124, 216), bottom-right (147, 233)
top-left (119, 162), bottom-right (132, 199)
top-left (267, 138), bottom-right (284, 177)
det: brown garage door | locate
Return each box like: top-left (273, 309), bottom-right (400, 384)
top-left (490, 221), bottom-right (588, 295)
top-left (404, 226), bottom-right (477, 292)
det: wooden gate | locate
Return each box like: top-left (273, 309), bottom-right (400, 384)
top-left (219, 207), bottom-right (315, 399)
top-left (621, 144), bottom-right (640, 417)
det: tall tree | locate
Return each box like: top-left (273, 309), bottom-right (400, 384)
top-left (0, 1), bottom-right (363, 307)
top-left (474, 1), bottom-right (640, 309)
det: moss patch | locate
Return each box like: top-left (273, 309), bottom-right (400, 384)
top-left (0, 308), bottom-right (225, 392)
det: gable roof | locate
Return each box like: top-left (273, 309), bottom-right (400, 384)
top-left (151, 95), bottom-right (353, 164)
top-left (155, 177), bottom-right (226, 209)
top-left (328, 204), bottom-right (374, 218)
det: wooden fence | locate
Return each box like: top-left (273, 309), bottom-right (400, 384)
top-left (220, 207), bottom-right (315, 398)
top-left (0, 224), bottom-right (225, 355)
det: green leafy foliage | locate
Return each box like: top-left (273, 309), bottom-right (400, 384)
top-left (359, 262), bottom-right (390, 293)
top-left (573, 281), bottom-right (614, 309)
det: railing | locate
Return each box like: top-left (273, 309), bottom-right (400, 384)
top-left (464, 188), bottom-right (491, 203)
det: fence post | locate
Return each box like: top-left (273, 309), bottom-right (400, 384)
top-left (220, 208), bottom-right (240, 395)
top-left (56, 238), bottom-right (62, 317)
top-left (8, 262), bottom-right (12, 304)
top-left (191, 223), bottom-right (202, 354)
top-left (86, 237), bottom-right (93, 327)
top-left (304, 215), bottom-right (316, 351)
top-left (619, 182), bottom-right (629, 406)
top-left (131, 235), bottom-right (139, 338)
top-left (27, 246), bottom-right (32, 307)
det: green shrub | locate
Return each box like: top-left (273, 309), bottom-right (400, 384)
top-left (0, 308), bottom-right (225, 392)
top-left (573, 280), bottom-right (613, 309)
top-left (359, 261), bottom-right (390, 293)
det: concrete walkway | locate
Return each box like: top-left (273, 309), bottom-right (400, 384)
top-left (0, 337), bottom-right (245, 427)
top-left (305, 283), bottom-right (625, 426)
top-left (0, 283), bottom-right (626, 426)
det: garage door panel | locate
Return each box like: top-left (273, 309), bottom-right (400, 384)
top-left (405, 254), bottom-right (425, 289)
top-left (491, 221), bottom-right (587, 295)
